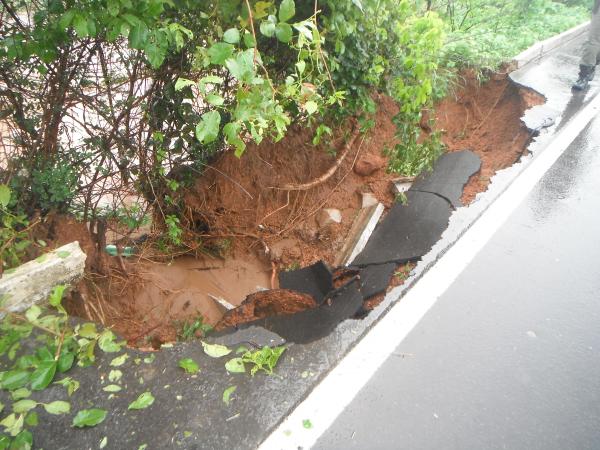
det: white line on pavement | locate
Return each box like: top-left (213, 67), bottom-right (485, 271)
top-left (258, 93), bottom-right (600, 450)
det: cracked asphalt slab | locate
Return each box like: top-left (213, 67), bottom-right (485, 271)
top-left (2, 31), bottom-right (598, 450)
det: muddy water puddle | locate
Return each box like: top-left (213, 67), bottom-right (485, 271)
top-left (125, 254), bottom-right (273, 331)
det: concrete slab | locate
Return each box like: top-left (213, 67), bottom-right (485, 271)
top-left (352, 191), bottom-right (452, 267)
top-left (409, 150), bottom-right (481, 208)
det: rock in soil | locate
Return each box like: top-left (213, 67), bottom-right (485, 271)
top-left (354, 154), bottom-right (386, 176)
top-left (361, 192), bottom-right (379, 208)
top-left (316, 208), bottom-right (342, 228)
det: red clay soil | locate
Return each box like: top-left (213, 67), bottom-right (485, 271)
top-left (182, 93), bottom-right (401, 270)
top-left (431, 71), bottom-right (544, 203)
top-left (63, 72), bottom-right (544, 345)
top-left (215, 289), bottom-right (317, 331)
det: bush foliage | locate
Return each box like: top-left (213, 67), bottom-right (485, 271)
top-left (0, 0), bottom-right (592, 258)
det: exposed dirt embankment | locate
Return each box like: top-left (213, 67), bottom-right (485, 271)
top-left (432, 71), bottom-right (544, 203)
top-left (183, 94), bottom-right (401, 268)
top-left (61, 71), bottom-right (545, 346)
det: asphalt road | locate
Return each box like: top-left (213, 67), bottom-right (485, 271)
top-left (314, 107), bottom-right (600, 449)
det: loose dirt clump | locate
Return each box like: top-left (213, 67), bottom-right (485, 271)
top-left (215, 289), bottom-right (317, 331)
top-left (432, 70), bottom-right (544, 204)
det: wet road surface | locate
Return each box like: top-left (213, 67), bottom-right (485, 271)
top-left (314, 107), bottom-right (600, 449)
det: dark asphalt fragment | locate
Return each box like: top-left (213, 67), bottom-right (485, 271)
top-left (251, 281), bottom-right (363, 344)
top-left (357, 263), bottom-right (398, 300)
top-left (279, 261), bottom-right (334, 304)
top-left (352, 191), bottom-right (452, 267)
top-left (409, 150), bottom-right (481, 208)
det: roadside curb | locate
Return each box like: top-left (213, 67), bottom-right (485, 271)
top-left (514, 21), bottom-right (590, 69)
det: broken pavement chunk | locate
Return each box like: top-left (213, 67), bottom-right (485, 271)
top-left (251, 280), bottom-right (364, 344)
top-left (352, 191), bottom-right (451, 267)
top-left (357, 263), bottom-right (397, 300)
top-left (409, 150), bottom-right (481, 208)
top-left (279, 261), bottom-right (333, 305)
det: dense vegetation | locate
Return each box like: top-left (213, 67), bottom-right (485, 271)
top-left (0, 0), bottom-right (592, 268)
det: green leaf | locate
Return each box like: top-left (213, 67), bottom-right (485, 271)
top-left (10, 389), bottom-right (30, 401)
top-left (12, 400), bottom-right (37, 414)
top-left (72, 14), bottom-right (90, 37)
top-left (275, 23), bottom-right (293, 43)
top-left (304, 101), bottom-right (318, 115)
top-left (57, 352), bottom-right (75, 373)
top-left (143, 354), bottom-right (155, 364)
top-left (59, 9), bottom-right (76, 28)
top-left (260, 17), bottom-right (277, 38)
top-left (222, 385), bottom-right (237, 406)
top-left (43, 401), bottom-right (70, 415)
top-left (144, 42), bottom-right (166, 68)
top-left (225, 358), bottom-right (246, 373)
top-left (296, 60), bottom-right (306, 75)
top-left (24, 306), bottom-right (41, 323)
top-left (109, 354), bottom-right (129, 367)
top-left (102, 384), bottom-right (122, 393)
top-left (174, 78), bottom-right (195, 91)
top-left (243, 31), bottom-right (256, 48)
top-left (56, 250), bottom-right (70, 259)
top-left (10, 430), bottom-right (32, 450)
top-left (128, 391), bottom-right (155, 410)
top-left (302, 419), bottom-right (313, 429)
top-left (0, 413), bottom-right (22, 437)
top-left (201, 341), bottom-right (231, 358)
top-left (223, 28), bottom-right (240, 44)
top-left (48, 285), bottom-right (67, 308)
top-left (0, 435), bottom-right (8, 450)
top-left (225, 49), bottom-right (256, 82)
top-left (206, 94), bottom-right (225, 106)
top-left (0, 185), bottom-right (10, 208)
top-left (98, 330), bottom-right (123, 353)
top-left (0, 370), bottom-right (30, 391)
top-left (208, 42), bottom-right (234, 65)
top-left (99, 436), bottom-right (108, 449)
top-left (178, 358), bottom-right (199, 374)
top-left (108, 370), bottom-right (122, 383)
top-left (79, 322), bottom-right (98, 339)
top-left (279, 0), bottom-right (295, 22)
top-left (24, 411), bottom-right (38, 427)
top-left (72, 409), bottom-right (107, 427)
top-left (129, 24), bottom-right (149, 50)
top-left (195, 111), bottom-right (221, 144)
top-left (107, 0), bottom-right (120, 16)
top-left (54, 377), bottom-right (79, 396)
top-left (30, 361), bottom-right (57, 391)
